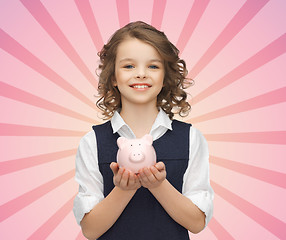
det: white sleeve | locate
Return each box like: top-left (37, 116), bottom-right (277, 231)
top-left (182, 127), bottom-right (214, 228)
top-left (73, 131), bottom-right (104, 225)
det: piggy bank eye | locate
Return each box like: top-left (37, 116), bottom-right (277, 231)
top-left (139, 144), bottom-right (141, 146)
top-left (131, 144), bottom-right (133, 146)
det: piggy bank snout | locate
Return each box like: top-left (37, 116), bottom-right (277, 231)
top-left (117, 134), bottom-right (156, 173)
top-left (129, 150), bottom-right (144, 162)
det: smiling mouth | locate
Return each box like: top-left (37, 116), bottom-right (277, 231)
top-left (129, 84), bottom-right (151, 89)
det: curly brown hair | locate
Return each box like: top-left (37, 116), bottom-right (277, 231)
top-left (96, 21), bottom-right (193, 119)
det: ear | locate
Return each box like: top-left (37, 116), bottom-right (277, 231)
top-left (117, 137), bottom-right (127, 148)
top-left (111, 76), bottom-right (117, 87)
top-left (142, 134), bottom-right (153, 145)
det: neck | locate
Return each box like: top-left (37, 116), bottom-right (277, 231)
top-left (120, 103), bottom-right (159, 138)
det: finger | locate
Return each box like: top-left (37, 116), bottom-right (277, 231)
top-left (155, 162), bottom-right (165, 171)
top-left (120, 169), bottom-right (129, 188)
top-left (136, 177), bottom-right (142, 188)
top-left (128, 171), bottom-right (136, 186)
top-left (134, 173), bottom-right (140, 183)
top-left (135, 175), bottom-right (140, 185)
top-left (114, 167), bottom-right (124, 184)
top-left (138, 169), bottom-right (146, 182)
top-left (150, 165), bottom-right (160, 180)
top-left (143, 167), bottom-right (157, 182)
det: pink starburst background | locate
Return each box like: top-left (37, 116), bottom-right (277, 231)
top-left (1, 0), bottom-right (285, 239)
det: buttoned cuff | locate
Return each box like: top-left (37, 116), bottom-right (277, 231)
top-left (73, 193), bottom-right (102, 225)
top-left (185, 191), bottom-right (214, 228)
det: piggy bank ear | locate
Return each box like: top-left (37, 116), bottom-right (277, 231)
top-left (142, 134), bottom-right (153, 145)
top-left (117, 137), bottom-right (127, 148)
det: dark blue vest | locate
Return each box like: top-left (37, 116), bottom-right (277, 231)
top-left (93, 120), bottom-right (191, 240)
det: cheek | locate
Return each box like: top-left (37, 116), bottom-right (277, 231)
top-left (115, 70), bottom-right (131, 83)
top-left (157, 72), bottom-right (165, 85)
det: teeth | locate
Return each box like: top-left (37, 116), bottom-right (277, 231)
top-left (132, 85), bottom-right (149, 89)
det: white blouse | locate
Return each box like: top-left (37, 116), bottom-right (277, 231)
top-left (73, 109), bottom-right (214, 228)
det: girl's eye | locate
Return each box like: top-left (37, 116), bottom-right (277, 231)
top-left (149, 65), bottom-right (159, 69)
top-left (124, 65), bottom-right (134, 69)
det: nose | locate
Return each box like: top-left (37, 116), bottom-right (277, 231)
top-left (129, 151), bottom-right (145, 162)
top-left (136, 67), bottom-right (146, 79)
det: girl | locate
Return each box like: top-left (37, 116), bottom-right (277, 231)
top-left (73, 21), bottom-right (213, 240)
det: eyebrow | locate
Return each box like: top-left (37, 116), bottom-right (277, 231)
top-left (119, 58), bottom-right (163, 63)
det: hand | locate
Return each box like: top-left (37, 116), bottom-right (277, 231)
top-left (138, 162), bottom-right (166, 189)
top-left (110, 162), bottom-right (141, 191)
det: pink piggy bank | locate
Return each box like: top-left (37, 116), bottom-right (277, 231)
top-left (116, 134), bottom-right (156, 173)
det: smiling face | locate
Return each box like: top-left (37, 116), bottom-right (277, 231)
top-left (114, 38), bottom-right (165, 109)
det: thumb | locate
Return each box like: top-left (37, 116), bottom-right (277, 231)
top-left (110, 162), bottom-right (119, 175)
top-left (155, 162), bottom-right (165, 171)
